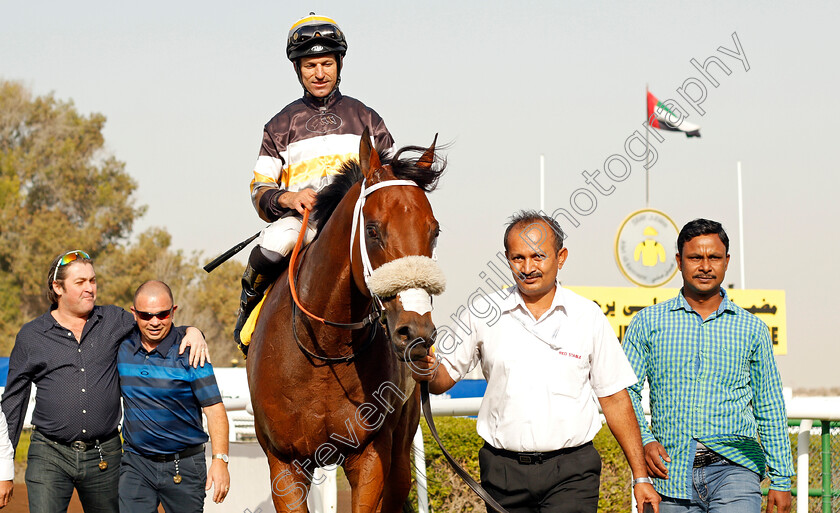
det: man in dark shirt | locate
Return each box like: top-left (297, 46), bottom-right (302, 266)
top-left (0, 250), bottom-right (209, 513)
top-left (118, 280), bottom-right (229, 511)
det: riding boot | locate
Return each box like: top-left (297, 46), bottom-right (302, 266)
top-left (233, 256), bottom-right (288, 356)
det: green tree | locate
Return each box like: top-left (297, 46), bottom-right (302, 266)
top-left (181, 260), bottom-right (242, 366)
top-left (0, 80), bottom-right (242, 362)
top-left (0, 80), bottom-right (144, 352)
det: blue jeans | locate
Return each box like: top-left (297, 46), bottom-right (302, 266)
top-left (659, 459), bottom-right (762, 513)
top-left (119, 449), bottom-right (207, 513)
top-left (25, 430), bottom-right (122, 513)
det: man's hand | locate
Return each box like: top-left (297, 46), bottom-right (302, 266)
top-left (633, 482), bottom-right (660, 513)
top-left (766, 490), bottom-right (791, 513)
top-left (644, 442), bottom-right (670, 479)
top-left (408, 353), bottom-right (456, 395)
top-left (410, 354), bottom-right (438, 383)
top-left (0, 480), bottom-right (13, 508)
top-left (206, 459), bottom-right (230, 504)
top-left (279, 189), bottom-right (317, 215)
top-left (179, 327), bottom-right (210, 367)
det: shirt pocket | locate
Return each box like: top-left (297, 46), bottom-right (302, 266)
top-left (542, 351), bottom-right (589, 399)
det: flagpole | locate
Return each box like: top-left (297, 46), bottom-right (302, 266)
top-left (645, 84), bottom-right (650, 207)
top-left (737, 161), bottom-right (746, 289)
top-left (540, 154), bottom-right (545, 212)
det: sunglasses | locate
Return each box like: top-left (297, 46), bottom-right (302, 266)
top-left (291, 23), bottom-right (343, 44)
top-left (52, 250), bottom-right (91, 283)
top-left (133, 307), bottom-right (174, 321)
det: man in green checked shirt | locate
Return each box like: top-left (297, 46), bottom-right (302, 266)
top-left (623, 219), bottom-right (794, 513)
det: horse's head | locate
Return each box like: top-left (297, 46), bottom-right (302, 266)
top-left (350, 129), bottom-right (445, 362)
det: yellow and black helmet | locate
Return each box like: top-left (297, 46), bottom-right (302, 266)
top-left (286, 13), bottom-right (347, 61)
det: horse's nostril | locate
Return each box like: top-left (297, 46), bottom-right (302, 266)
top-left (396, 325), bottom-right (412, 340)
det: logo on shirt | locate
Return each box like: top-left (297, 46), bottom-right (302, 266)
top-left (557, 350), bottom-right (582, 360)
top-left (306, 113), bottom-right (343, 134)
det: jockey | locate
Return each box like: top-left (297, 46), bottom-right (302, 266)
top-left (234, 13), bottom-right (394, 355)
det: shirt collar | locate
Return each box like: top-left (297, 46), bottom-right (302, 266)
top-left (128, 326), bottom-right (180, 356)
top-left (501, 283), bottom-right (567, 319)
top-left (302, 89), bottom-right (342, 109)
top-left (38, 305), bottom-right (101, 333)
top-left (673, 288), bottom-right (737, 316)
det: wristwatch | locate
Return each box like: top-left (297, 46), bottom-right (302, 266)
top-left (632, 477), bottom-right (654, 486)
top-left (213, 453), bottom-right (229, 463)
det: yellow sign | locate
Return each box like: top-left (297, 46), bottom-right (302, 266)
top-left (568, 286), bottom-right (787, 355)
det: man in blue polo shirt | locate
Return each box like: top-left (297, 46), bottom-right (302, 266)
top-left (118, 281), bottom-right (230, 512)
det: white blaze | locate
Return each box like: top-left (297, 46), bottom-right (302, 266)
top-left (397, 288), bottom-right (433, 315)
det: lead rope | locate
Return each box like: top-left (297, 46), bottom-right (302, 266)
top-left (420, 382), bottom-right (511, 513)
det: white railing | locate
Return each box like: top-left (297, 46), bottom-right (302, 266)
top-left (217, 395), bottom-right (840, 513)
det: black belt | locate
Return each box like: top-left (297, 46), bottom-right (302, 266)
top-left (484, 441), bottom-right (592, 465)
top-left (39, 429), bottom-right (120, 451)
top-left (136, 443), bottom-right (205, 462)
top-left (693, 450), bottom-right (725, 467)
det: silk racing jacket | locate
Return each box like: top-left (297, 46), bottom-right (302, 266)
top-left (250, 90), bottom-right (394, 223)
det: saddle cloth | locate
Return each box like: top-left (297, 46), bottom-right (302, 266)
top-left (240, 283), bottom-right (274, 346)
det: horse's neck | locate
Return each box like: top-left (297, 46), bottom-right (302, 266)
top-left (299, 193), bottom-right (368, 320)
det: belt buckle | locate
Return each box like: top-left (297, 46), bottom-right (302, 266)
top-left (518, 453), bottom-right (543, 464)
top-left (71, 441), bottom-right (87, 451)
top-left (694, 451), bottom-right (719, 467)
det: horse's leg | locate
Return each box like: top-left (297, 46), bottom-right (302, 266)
top-left (343, 437), bottom-right (392, 513)
top-left (266, 450), bottom-right (312, 513)
top-left (379, 395), bottom-right (420, 513)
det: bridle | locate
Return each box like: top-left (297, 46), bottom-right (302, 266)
top-left (287, 177), bottom-right (422, 362)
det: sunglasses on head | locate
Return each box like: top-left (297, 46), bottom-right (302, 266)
top-left (133, 307), bottom-right (174, 321)
top-left (52, 250), bottom-right (91, 283)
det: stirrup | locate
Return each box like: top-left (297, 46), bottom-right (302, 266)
top-left (232, 258), bottom-right (289, 356)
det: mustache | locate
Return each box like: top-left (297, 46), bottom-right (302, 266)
top-left (517, 270), bottom-right (543, 280)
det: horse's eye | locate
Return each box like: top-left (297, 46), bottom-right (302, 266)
top-left (366, 225), bottom-right (379, 239)
top-left (434, 227), bottom-right (441, 238)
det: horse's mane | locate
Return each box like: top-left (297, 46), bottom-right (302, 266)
top-left (312, 145), bottom-right (446, 232)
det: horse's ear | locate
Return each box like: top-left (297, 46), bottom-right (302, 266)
top-left (416, 133), bottom-right (438, 170)
top-left (358, 128), bottom-right (381, 180)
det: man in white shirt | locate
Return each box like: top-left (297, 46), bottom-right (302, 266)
top-left (413, 211), bottom-right (659, 513)
top-left (0, 411), bottom-right (13, 508)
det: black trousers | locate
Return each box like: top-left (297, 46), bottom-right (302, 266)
top-left (478, 442), bottom-right (601, 513)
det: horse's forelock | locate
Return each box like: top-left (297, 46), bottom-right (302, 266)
top-left (388, 145), bottom-right (446, 192)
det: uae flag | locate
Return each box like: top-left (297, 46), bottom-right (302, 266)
top-left (647, 91), bottom-right (701, 137)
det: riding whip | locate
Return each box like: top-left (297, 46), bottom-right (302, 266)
top-left (203, 231), bottom-right (260, 273)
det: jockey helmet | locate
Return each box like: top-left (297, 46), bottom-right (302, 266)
top-left (287, 13), bottom-right (347, 61)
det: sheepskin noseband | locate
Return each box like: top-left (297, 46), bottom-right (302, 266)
top-left (366, 255), bottom-right (446, 314)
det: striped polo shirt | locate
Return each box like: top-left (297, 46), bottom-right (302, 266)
top-left (117, 327), bottom-right (221, 456)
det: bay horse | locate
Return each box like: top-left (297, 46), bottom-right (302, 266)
top-left (247, 130), bottom-right (446, 513)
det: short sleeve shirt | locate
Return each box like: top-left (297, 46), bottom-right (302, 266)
top-left (439, 285), bottom-right (637, 452)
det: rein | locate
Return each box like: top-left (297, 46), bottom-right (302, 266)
top-left (286, 178), bottom-right (421, 361)
top-left (289, 207), bottom-right (380, 330)
top-left (420, 382), bottom-right (511, 513)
